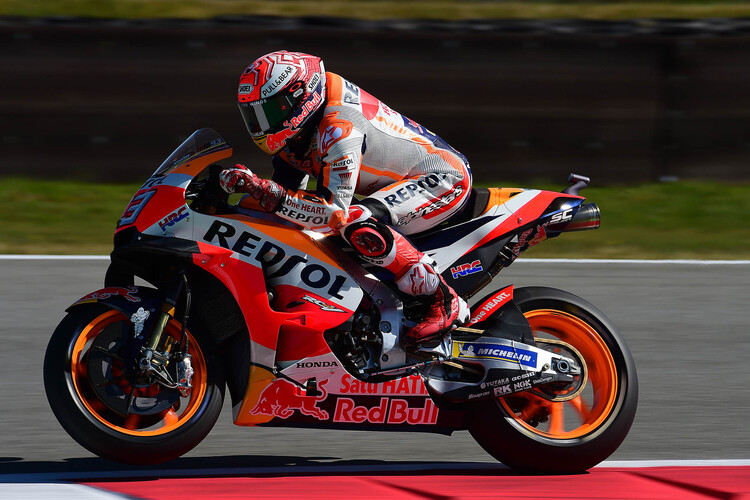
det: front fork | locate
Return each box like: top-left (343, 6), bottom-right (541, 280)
top-left (136, 271), bottom-right (195, 397)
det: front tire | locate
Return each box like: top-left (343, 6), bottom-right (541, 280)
top-left (468, 287), bottom-right (638, 473)
top-left (44, 304), bottom-right (224, 465)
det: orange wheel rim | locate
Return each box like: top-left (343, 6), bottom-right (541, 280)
top-left (70, 310), bottom-right (208, 436)
top-left (499, 309), bottom-right (618, 439)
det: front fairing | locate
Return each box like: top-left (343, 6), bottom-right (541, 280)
top-left (111, 128), bottom-right (365, 402)
top-left (117, 128), bottom-right (232, 236)
top-left (115, 126), bottom-right (363, 316)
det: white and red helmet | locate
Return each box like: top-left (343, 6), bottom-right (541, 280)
top-left (238, 50), bottom-right (326, 155)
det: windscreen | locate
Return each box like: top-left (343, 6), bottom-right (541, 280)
top-left (153, 128), bottom-right (229, 176)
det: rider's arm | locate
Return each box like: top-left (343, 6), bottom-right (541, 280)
top-left (232, 154), bottom-right (310, 212)
top-left (273, 113), bottom-right (364, 233)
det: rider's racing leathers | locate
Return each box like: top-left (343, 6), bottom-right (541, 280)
top-left (269, 72), bottom-right (472, 237)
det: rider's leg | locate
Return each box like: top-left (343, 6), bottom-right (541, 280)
top-left (342, 207), bottom-right (469, 342)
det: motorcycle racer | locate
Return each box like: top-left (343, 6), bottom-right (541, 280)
top-left (220, 50), bottom-right (472, 345)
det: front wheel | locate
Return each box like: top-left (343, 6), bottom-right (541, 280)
top-left (468, 286), bottom-right (638, 473)
top-left (44, 304), bottom-right (224, 465)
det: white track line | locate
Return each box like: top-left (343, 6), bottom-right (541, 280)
top-left (1, 255), bottom-right (749, 265)
top-left (1, 484), bottom-right (128, 500)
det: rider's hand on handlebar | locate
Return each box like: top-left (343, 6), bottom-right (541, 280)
top-left (219, 164), bottom-right (255, 193)
top-left (219, 164), bottom-right (284, 212)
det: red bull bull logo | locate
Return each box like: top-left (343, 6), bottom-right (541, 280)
top-left (258, 127), bottom-right (297, 155)
top-left (251, 378), bottom-right (329, 420)
top-left (248, 374), bottom-right (441, 426)
top-left (74, 286), bottom-right (142, 305)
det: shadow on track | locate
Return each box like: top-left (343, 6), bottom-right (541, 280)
top-left (0, 455), bottom-right (519, 483)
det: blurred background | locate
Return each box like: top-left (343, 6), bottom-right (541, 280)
top-left (1, 1), bottom-right (749, 256)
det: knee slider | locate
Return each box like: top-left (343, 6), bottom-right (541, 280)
top-left (343, 219), bottom-right (394, 258)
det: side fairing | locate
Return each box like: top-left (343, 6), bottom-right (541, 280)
top-left (187, 212), bottom-right (365, 424)
top-left (130, 192), bottom-right (364, 345)
top-left (125, 177), bottom-right (366, 426)
top-left (235, 351), bottom-right (466, 432)
top-left (418, 189), bottom-right (543, 269)
top-left (419, 189), bottom-right (584, 270)
top-left (193, 215), bottom-right (363, 317)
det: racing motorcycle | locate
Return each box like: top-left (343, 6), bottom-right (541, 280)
top-left (44, 128), bottom-right (637, 473)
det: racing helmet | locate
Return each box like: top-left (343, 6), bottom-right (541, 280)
top-left (237, 50), bottom-right (326, 155)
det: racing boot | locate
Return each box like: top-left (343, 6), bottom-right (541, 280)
top-left (400, 268), bottom-right (467, 343)
top-left (344, 213), bottom-right (469, 344)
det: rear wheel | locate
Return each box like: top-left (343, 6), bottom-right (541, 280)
top-left (468, 286), bottom-right (637, 473)
top-left (44, 304), bottom-right (224, 465)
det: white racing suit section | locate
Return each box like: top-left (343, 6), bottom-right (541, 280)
top-left (367, 167), bottom-right (470, 235)
top-left (270, 72), bottom-right (472, 236)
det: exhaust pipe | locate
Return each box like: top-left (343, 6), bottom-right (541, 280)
top-left (565, 203), bottom-right (600, 231)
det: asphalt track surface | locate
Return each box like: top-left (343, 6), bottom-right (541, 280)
top-left (1, 257), bottom-right (749, 497)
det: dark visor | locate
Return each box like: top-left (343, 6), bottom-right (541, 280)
top-left (239, 93), bottom-right (302, 137)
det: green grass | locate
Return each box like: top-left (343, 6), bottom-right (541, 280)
top-left (2, 177), bottom-right (749, 259)
top-left (0, 178), bottom-right (139, 255)
top-left (3, 0), bottom-right (750, 21)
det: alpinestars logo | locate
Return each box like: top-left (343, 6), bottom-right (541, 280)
top-left (320, 126), bottom-right (344, 152)
top-left (408, 267), bottom-right (425, 295)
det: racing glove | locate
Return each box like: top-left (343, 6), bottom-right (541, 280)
top-left (219, 164), bottom-right (284, 212)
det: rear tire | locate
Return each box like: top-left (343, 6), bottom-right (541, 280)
top-left (468, 286), bottom-right (638, 473)
top-left (44, 304), bottom-right (224, 465)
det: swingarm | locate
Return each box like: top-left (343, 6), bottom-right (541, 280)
top-left (418, 333), bottom-right (585, 404)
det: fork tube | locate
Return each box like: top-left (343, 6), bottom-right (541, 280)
top-left (147, 303), bottom-right (176, 350)
top-left (146, 274), bottom-right (185, 350)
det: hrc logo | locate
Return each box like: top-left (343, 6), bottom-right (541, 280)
top-left (451, 259), bottom-right (483, 279)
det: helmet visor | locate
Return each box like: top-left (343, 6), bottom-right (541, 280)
top-left (239, 93), bottom-right (302, 138)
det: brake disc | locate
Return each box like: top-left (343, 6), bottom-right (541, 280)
top-left (87, 322), bottom-right (179, 417)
